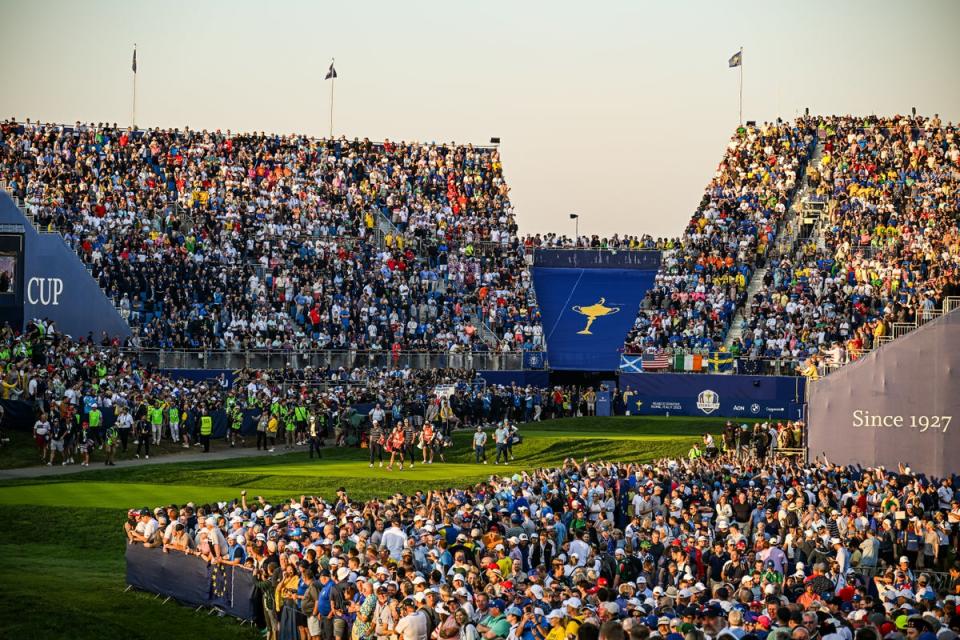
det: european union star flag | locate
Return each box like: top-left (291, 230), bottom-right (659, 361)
top-left (728, 50), bottom-right (742, 68)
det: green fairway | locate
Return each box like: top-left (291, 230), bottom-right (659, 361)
top-left (0, 481), bottom-right (255, 508)
top-left (0, 415), bottom-right (729, 640)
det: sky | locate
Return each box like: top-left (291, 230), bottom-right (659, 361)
top-left (2, 0), bottom-right (958, 239)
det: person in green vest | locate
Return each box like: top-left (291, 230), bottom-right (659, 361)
top-left (688, 442), bottom-right (702, 460)
top-left (294, 403), bottom-right (308, 446)
top-left (103, 425), bottom-right (118, 466)
top-left (88, 404), bottom-right (103, 447)
top-left (150, 402), bottom-right (164, 446)
top-left (228, 405), bottom-right (244, 448)
top-left (282, 402), bottom-right (296, 450)
top-left (199, 406), bottom-right (213, 453)
top-left (168, 401), bottom-right (183, 448)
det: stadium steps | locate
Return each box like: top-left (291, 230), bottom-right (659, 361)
top-left (722, 140), bottom-right (826, 354)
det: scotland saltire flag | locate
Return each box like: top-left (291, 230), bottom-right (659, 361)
top-left (620, 355), bottom-right (644, 373)
top-left (325, 61), bottom-right (337, 80)
top-left (728, 50), bottom-right (742, 68)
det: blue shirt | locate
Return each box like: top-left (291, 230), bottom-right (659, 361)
top-left (316, 580), bottom-right (334, 616)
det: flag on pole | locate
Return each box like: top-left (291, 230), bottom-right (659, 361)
top-left (728, 50), bottom-right (742, 68)
top-left (325, 61), bottom-right (337, 80)
top-left (132, 47), bottom-right (137, 73)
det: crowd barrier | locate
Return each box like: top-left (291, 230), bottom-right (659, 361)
top-left (619, 373), bottom-right (806, 420)
top-left (125, 544), bottom-right (257, 620)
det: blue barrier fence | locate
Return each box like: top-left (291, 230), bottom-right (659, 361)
top-left (618, 373), bottom-right (806, 419)
top-left (125, 544), bottom-right (256, 620)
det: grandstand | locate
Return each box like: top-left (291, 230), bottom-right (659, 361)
top-left (0, 120), bottom-right (539, 361)
top-left (1, 115), bottom-right (957, 379)
top-left (625, 114), bottom-right (960, 379)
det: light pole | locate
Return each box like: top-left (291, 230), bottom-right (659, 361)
top-left (569, 213), bottom-right (579, 243)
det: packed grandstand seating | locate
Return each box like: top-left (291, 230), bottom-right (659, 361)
top-left (728, 116), bottom-right (960, 369)
top-left (2, 115), bottom-right (958, 376)
top-left (0, 119), bottom-right (539, 353)
top-left (625, 114), bottom-right (960, 377)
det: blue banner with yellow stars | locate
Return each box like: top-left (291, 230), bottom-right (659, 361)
top-left (532, 267), bottom-right (656, 370)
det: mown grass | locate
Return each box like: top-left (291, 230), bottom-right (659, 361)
top-left (0, 415), bottom-right (732, 640)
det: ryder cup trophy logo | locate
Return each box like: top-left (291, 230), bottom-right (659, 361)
top-left (572, 298), bottom-right (620, 335)
top-left (697, 390), bottom-right (721, 415)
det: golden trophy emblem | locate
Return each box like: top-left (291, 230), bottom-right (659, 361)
top-left (571, 298), bottom-right (620, 335)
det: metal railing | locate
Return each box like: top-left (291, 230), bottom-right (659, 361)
top-left (623, 353), bottom-right (806, 377)
top-left (123, 348), bottom-right (541, 371)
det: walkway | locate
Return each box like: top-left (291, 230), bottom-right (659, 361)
top-left (0, 444), bottom-right (308, 480)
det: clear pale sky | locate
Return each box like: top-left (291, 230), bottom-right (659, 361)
top-left (2, 0), bottom-right (958, 238)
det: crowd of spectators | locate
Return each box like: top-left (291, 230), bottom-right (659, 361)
top-left (3, 115), bottom-right (958, 372)
top-left (727, 115), bottom-right (960, 376)
top-left (625, 119), bottom-right (817, 356)
top-left (0, 119), bottom-right (542, 353)
top-left (125, 451), bottom-right (960, 640)
top-left (4, 315), bottom-right (627, 467)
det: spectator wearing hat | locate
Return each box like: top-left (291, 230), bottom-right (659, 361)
top-left (478, 599), bottom-right (510, 640)
top-left (394, 597), bottom-right (429, 640)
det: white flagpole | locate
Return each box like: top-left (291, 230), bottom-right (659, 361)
top-left (738, 46), bottom-right (743, 126)
top-left (329, 58), bottom-right (335, 138)
top-left (132, 44), bottom-right (138, 129)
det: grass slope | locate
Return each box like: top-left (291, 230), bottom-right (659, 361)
top-left (0, 415), bottom-right (728, 640)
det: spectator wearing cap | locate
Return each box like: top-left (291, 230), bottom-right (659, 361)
top-left (478, 599), bottom-right (510, 639)
top-left (393, 598), bottom-right (428, 640)
top-left (563, 598), bottom-right (584, 639)
top-left (543, 609), bottom-right (566, 640)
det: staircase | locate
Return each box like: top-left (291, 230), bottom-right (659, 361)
top-left (722, 141), bottom-right (825, 352)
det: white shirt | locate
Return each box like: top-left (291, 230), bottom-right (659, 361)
top-left (381, 526), bottom-right (408, 561)
top-left (395, 611), bottom-right (428, 640)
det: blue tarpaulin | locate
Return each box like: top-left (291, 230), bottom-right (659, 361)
top-left (532, 267), bottom-right (656, 370)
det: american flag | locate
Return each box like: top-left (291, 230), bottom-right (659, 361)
top-left (642, 350), bottom-right (669, 370)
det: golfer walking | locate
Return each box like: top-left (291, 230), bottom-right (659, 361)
top-left (494, 422), bottom-right (509, 465)
top-left (473, 426), bottom-right (488, 464)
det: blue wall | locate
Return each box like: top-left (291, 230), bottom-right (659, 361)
top-left (476, 370), bottom-right (550, 388)
top-left (619, 373), bottom-right (806, 420)
top-left (532, 267), bottom-right (656, 370)
top-left (0, 192), bottom-right (131, 339)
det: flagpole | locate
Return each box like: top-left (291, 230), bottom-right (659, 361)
top-left (738, 46), bottom-right (743, 126)
top-left (132, 44), bottom-right (137, 129)
top-left (329, 58), bottom-right (335, 138)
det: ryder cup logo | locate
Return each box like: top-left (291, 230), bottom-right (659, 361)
top-left (696, 390), bottom-right (720, 415)
top-left (750, 403), bottom-right (761, 414)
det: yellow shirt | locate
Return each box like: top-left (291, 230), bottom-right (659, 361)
top-left (565, 616), bottom-right (584, 639)
top-left (545, 626), bottom-right (567, 640)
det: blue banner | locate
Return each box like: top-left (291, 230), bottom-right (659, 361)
top-left (532, 267), bottom-right (656, 370)
top-left (126, 544), bottom-right (256, 620)
top-left (618, 373), bottom-right (806, 420)
top-left (0, 192), bottom-right (131, 338)
top-left (476, 370), bottom-right (550, 388)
